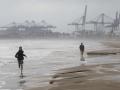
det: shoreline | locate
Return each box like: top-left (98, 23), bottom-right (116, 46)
top-left (28, 40), bottom-right (120, 90)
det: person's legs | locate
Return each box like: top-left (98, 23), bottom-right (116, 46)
top-left (20, 60), bottom-right (23, 75)
top-left (21, 64), bottom-right (23, 75)
top-left (18, 60), bottom-right (20, 68)
top-left (81, 50), bottom-right (83, 56)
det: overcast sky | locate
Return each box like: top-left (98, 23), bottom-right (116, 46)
top-left (0, 0), bottom-right (120, 32)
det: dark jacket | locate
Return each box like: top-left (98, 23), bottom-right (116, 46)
top-left (79, 44), bottom-right (84, 51)
top-left (15, 50), bottom-right (26, 60)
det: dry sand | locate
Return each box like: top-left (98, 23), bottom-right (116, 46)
top-left (29, 41), bottom-right (120, 90)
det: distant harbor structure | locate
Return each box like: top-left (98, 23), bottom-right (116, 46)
top-left (0, 20), bottom-right (56, 31)
top-left (68, 5), bottom-right (120, 38)
top-left (0, 5), bottom-right (120, 39)
top-left (0, 20), bottom-right (71, 39)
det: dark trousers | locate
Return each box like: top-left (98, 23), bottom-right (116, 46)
top-left (17, 59), bottom-right (23, 68)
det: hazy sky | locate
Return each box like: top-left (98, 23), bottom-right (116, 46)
top-left (0, 0), bottom-right (120, 32)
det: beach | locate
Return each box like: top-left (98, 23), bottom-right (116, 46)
top-left (0, 39), bottom-right (120, 90)
top-left (28, 40), bottom-right (120, 90)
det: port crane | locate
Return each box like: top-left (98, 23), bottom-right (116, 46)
top-left (68, 5), bottom-right (120, 34)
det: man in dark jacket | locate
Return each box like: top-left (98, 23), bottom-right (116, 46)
top-left (15, 46), bottom-right (27, 74)
top-left (79, 43), bottom-right (85, 56)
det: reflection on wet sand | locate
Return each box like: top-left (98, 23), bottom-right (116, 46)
top-left (80, 56), bottom-right (85, 61)
top-left (80, 56), bottom-right (87, 66)
top-left (19, 75), bottom-right (27, 88)
top-left (19, 80), bottom-right (26, 87)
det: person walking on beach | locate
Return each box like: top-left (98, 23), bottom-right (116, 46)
top-left (15, 46), bottom-right (27, 75)
top-left (79, 43), bottom-right (85, 56)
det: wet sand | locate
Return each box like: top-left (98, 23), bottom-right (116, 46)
top-left (29, 40), bottom-right (120, 90)
top-left (29, 63), bottom-right (120, 90)
top-left (48, 63), bottom-right (120, 90)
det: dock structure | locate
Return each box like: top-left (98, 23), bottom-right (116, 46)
top-left (68, 5), bottom-right (87, 31)
top-left (0, 20), bottom-right (56, 31)
top-left (68, 5), bottom-right (120, 36)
